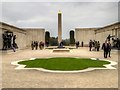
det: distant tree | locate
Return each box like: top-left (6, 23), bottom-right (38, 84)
top-left (49, 37), bottom-right (58, 46)
top-left (45, 31), bottom-right (50, 43)
top-left (62, 39), bottom-right (70, 46)
top-left (70, 30), bottom-right (75, 45)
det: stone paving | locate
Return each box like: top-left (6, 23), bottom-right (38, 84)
top-left (1, 47), bottom-right (118, 88)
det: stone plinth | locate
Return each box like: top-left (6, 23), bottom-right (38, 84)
top-left (52, 48), bottom-right (70, 52)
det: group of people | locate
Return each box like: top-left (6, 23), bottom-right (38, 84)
top-left (112, 38), bottom-right (120, 49)
top-left (2, 31), bottom-right (18, 52)
top-left (31, 41), bottom-right (44, 50)
top-left (89, 40), bottom-right (100, 51)
top-left (89, 39), bottom-right (111, 58)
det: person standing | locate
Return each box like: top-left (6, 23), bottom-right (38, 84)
top-left (81, 41), bottom-right (83, 47)
top-left (35, 41), bottom-right (38, 50)
top-left (108, 41), bottom-right (111, 57)
top-left (102, 40), bottom-right (109, 58)
top-left (39, 41), bottom-right (43, 50)
top-left (89, 40), bottom-right (92, 51)
top-left (31, 41), bottom-right (34, 50)
top-left (97, 41), bottom-right (100, 51)
top-left (94, 41), bottom-right (97, 51)
top-left (77, 41), bottom-right (79, 48)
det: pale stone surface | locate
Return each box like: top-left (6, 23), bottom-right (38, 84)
top-left (0, 22), bottom-right (27, 49)
top-left (75, 28), bottom-right (96, 46)
top-left (23, 28), bottom-right (45, 47)
top-left (0, 22), bottom-right (45, 49)
top-left (95, 22), bottom-right (119, 47)
top-left (13, 31), bottom-right (26, 49)
top-left (2, 47), bottom-right (118, 88)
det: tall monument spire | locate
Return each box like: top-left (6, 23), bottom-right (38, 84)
top-left (58, 10), bottom-right (62, 44)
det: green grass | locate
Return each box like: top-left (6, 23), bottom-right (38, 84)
top-left (18, 57), bottom-right (110, 71)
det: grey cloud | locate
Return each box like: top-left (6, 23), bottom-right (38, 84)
top-left (2, 2), bottom-right (118, 39)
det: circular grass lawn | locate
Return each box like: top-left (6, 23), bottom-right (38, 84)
top-left (18, 57), bottom-right (110, 71)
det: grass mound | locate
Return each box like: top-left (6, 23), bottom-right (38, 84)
top-left (18, 57), bottom-right (110, 71)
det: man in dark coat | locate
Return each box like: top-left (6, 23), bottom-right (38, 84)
top-left (102, 40), bottom-right (109, 58)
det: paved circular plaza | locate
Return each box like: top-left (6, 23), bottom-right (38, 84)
top-left (1, 47), bottom-right (118, 88)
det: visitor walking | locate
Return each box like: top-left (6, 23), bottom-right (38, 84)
top-left (13, 35), bottom-right (18, 49)
top-left (102, 40), bottom-right (109, 58)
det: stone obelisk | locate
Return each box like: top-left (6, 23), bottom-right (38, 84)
top-left (58, 10), bottom-right (62, 44)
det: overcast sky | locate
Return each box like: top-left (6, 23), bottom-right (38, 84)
top-left (2, 2), bottom-right (118, 39)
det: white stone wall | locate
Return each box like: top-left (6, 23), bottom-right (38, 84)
top-left (1, 30), bottom-right (27, 50)
top-left (0, 22), bottom-right (45, 50)
top-left (75, 28), bottom-right (96, 46)
top-left (75, 22), bottom-right (119, 47)
top-left (25, 29), bottom-right (45, 47)
top-left (95, 30), bottom-right (113, 47)
top-left (95, 23), bottom-right (119, 47)
top-left (0, 22), bottom-right (27, 50)
top-left (13, 32), bottom-right (26, 49)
